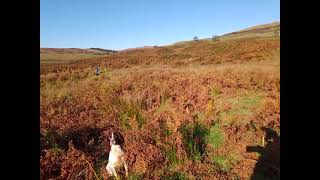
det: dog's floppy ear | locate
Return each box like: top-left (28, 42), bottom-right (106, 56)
top-left (113, 131), bottom-right (124, 145)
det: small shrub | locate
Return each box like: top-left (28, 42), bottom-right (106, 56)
top-left (233, 174), bottom-right (241, 180)
top-left (119, 111), bottom-right (131, 129)
top-left (210, 86), bottom-right (222, 97)
top-left (158, 141), bottom-right (182, 171)
top-left (160, 87), bottom-right (171, 106)
top-left (56, 88), bottom-right (73, 99)
top-left (118, 99), bottom-right (146, 129)
top-left (179, 123), bottom-right (209, 161)
top-left (41, 129), bottom-right (62, 150)
top-left (193, 112), bottom-right (205, 122)
top-left (161, 121), bottom-right (172, 137)
top-left (157, 98), bottom-right (171, 113)
top-left (212, 35), bottom-right (219, 41)
top-left (164, 128), bottom-right (172, 137)
top-left (135, 112), bottom-right (146, 128)
top-left (92, 165), bottom-right (104, 180)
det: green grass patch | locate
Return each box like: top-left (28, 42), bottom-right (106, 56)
top-left (218, 94), bottom-right (263, 125)
top-left (234, 95), bottom-right (262, 108)
top-left (160, 171), bottom-right (189, 180)
top-left (128, 173), bottom-right (144, 180)
top-left (212, 154), bottom-right (239, 173)
top-left (206, 124), bottom-right (224, 149)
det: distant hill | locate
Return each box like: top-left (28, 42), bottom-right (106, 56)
top-left (119, 46), bottom-right (156, 52)
top-left (237, 21), bottom-right (280, 33)
top-left (40, 48), bottom-right (117, 64)
top-left (88, 48), bottom-right (117, 54)
top-left (40, 21), bottom-right (279, 64)
top-left (173, 21), bottom-right (280, 45)
top-left (40, 48), bottom-right (117, 55)
top-left (221, 21), bottom-right (280, 39)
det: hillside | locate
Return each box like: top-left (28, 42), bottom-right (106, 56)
top-left (40, 22), bottom-right (280, 180)
top-left (40, 48), bottom-right (117, 64)
top-left (173, 21), bottom-right (279, 45)
top-left (221, 21), bottom-right (280, 40)
top-left (238, 21), bottom-right (280, 32)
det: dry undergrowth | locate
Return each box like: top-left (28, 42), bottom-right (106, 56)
top-left (40, 35), bottom-right (280, 180)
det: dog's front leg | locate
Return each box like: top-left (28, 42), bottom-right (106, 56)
top-left (111, 167), bottom-right (118, 179)
top-left (122, 157), bottom-right (128, 177)
top-left (106, 164), bottom-right (118, 179)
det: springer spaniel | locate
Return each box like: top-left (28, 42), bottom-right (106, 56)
top-left (106, 131), bottom-right (128, 178)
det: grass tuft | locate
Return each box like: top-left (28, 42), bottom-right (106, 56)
top-left (180, 123), bottom-right (209, 161)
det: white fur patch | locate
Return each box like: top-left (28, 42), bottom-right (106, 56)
top-left (106, 133), bottom-right (128, 177)
top-left (108, 145), bottom-right (125, 168)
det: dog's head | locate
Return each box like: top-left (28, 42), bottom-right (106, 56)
top-left (109, 131), bottom-right (124, 146)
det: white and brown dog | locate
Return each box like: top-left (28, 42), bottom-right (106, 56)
top-left (106, 131), bottom-right (128, 178)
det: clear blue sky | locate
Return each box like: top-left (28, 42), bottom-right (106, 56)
top-left (40, 0), bottom-right (279, 50)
